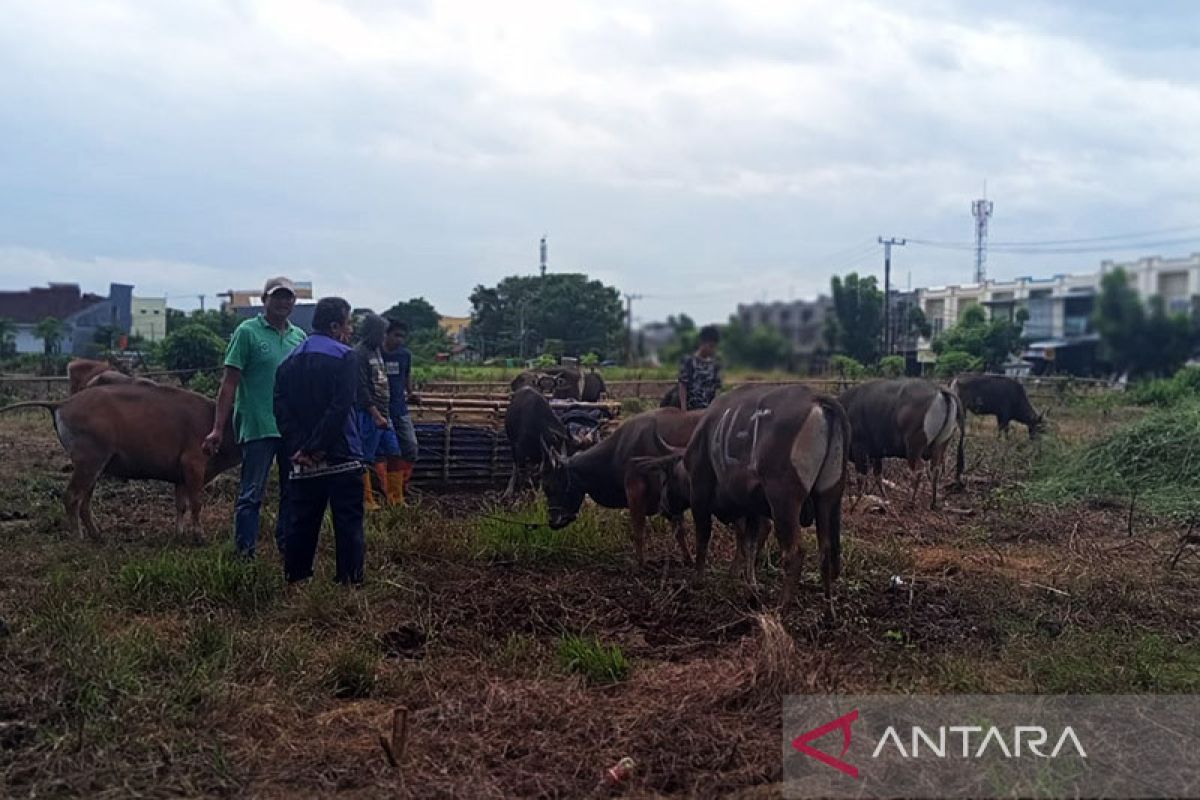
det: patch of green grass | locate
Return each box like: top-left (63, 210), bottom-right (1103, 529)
top-left (1028, 401), bottom-right (1200, 518)
top-left (472, 497), bottom-right (626, 562)
top-left (117, 546), bottom-right (282, 614)
top-left (326, 645), bottom-right (379, 699)
top-left (556, 634), bottom-right (630, 685)
top-left (1027, 631), bottom-right (1200, 692)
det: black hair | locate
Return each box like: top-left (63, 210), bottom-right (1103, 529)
top-left (386, 318), bottom-right (409, 334)
top-left (312, 297), bottom-right (351, 334)
top-left (698, 325), bottom-right (720, 345)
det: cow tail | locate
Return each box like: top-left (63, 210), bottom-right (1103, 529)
top-left (947, 390), bottom-right (966, 484)
top-left (815, 395), bottom-right (850, 577)
top-left (0, 400), bottom-right (62, 437)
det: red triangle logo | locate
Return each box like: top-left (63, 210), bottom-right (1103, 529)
top-left (791, 708), bottom-right (860, 779)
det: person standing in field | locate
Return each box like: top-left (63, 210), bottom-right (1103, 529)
top-left (203, 277), bottom-right (306, 558)
top-left (381, 319), bottom-right (419, 505)
top-left (678, 324), bottom-right (723, 411)
top-left (354, 313), bottom-right (394, 510)
top-left (274, 297), bottom-right (365, 585)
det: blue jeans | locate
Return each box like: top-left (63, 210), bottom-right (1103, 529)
top-left (391, 413), bottom-right (419, 461)
top-left (284, 470), bottom-right (365, 584)
top-left (234, 437), bottom-right (290, 557)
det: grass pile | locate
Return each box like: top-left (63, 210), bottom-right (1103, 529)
top-left (1030, 400), bottom-right (1200, 517)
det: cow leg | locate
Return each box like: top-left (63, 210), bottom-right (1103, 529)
top-left (813, 488), bottom-right (843, 621)
top-left (907, 458), bottom-right (923, 506)
top-left (503, 463), bottom-right (520, 500)
top-left (767, 492), bottom-right (805, 610)
top-left (692, 502), bottom-right (715, 582)
top-left (872, 459), bottom-right (887, 499)
top-left (183, 461), bottom-right (206, 542)
top-left (670, 514), bottom-right (692, 565)
top-left (623, 473), bottom-right (649, 567)
top-left (173, 484), bottom-right (189, 538)
top-left (742, 516), bottom-right (767, 591)
top-left (65, 453), bottom-right (108, 539)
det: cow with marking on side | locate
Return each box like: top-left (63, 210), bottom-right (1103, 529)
top-left (951, 374), bottom-right (1045, 439)
top-left (669, 384), bottom-right (850, 612)
top-left (837, 378), bottom-right (965, 509)
top-left (542, 406), bottom-right (703, 566)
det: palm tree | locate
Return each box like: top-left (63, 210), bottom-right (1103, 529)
top-left (0, 316), bottom-right (15, 358)
top-left (34, 317), bottom-right (67, 355)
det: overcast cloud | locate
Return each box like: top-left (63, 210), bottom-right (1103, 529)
top-left (2, 0), bottom-right (1198, 323)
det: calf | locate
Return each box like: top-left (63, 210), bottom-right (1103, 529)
top-left (951, 374), bottom-right (1044, 438)
top-left (838, 378), bottom-right (964, 509)
top-left (504, 387), bottom-right (573, 497)
top-left (0, 382), bottom-right (241, 538)
top-left (679, 385), bottom-right (849, 610)
top-left (542, 407), bottom-right (703, 565)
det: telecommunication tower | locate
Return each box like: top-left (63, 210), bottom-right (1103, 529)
top-left (539, 235), bottom-right (548, 278)
top-left (972, 195), bottom-right (994, 283)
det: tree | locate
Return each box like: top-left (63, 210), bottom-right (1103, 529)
top-left (467, 273), bottom-right (624, 359)
top-left (826, 273), bottom-right (883, 365)
top-left (722, 319), bottom-right (792, 370)
top-left (931, 304), bottom-right (1026, 372)
top-left (34, 317), bottom-right (67, 355)
top-left (161, 324), bottom-right (227, 383)
top-left (877, 355), bottom-right (906, 377)
top-left (830, 354), bottom-right (866, 380)
top-left (1093, 268), bottom-right (1194, 377)
top-left (934, 350), bottom-right (983, 379)
top-left (0, 317), bottom-right (16, 358)
top-left (167, 308), bottom-right (240, 338)
top-left (381, 297), bottom-right (441, 332)
top-left (407, 327), bottom-right (451, 364)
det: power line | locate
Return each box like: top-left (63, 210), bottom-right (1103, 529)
top-left (907, 234), bottom-right (1200, 256)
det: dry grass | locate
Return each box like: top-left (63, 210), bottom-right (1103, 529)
top-left (2, 406), bottom-right (1200, 797)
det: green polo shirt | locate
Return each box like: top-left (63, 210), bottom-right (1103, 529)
top-left (225, 314), bottom-right (307, 443)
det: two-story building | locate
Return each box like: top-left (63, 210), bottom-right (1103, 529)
top-left (0, 282), bottom-right (133, 356)
top-left (736, 295), bottom-right (834, 371)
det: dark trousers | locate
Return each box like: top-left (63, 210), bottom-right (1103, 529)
top-left (283, 470), bottom-right (365, 585)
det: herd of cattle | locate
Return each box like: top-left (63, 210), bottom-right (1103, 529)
top-left (509, 372), bottom-right (1045, 611)
top-left (0, 359), bottom-right (1045, 609)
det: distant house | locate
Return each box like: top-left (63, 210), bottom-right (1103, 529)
top-left (0, 282), bottom-right (132, 355)
top-left (220, 281), bottom-right (314, 310)
top-left (131, 297), bottom-right (168, 342)
top-left (438, 315), bottom-right (470, 345)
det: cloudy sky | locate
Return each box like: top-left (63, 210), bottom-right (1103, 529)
top-left (2, 0), bottom-right (1199, 324)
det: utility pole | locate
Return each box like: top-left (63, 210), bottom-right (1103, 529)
top-left (623, 292), bottom-right (642, 366)
top-left (539, 235), bottom-right (548, 279)
top-left (198, 294), bottom-right (206, 312)
top-left (878, 237), bottom-right (906, 355)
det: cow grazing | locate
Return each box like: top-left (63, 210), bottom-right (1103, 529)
top-left (0, 382), bottom-right (241, 538)
top-left (542, 406), bottom-right (703, 565)
top-left (951, 374), bottom-right (1045, 438)
top-left (503, 387), bottom-right (573, 497)
top-left (837, 378), bottom-right (964, 509)
top-left (674, 385), bottom-right (849, 610)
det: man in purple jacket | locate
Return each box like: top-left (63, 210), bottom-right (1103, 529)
top-left (273, 297), bottom-right (365, 585)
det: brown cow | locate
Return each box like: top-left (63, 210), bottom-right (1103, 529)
top-left (0, 383), bottom-right (241, 538)
top-left (66, 358), bottom-right (154, 395)
top-left (678, 385), bottom-right (849, 610)
top-left (542, 406), bottom-right (703, 565)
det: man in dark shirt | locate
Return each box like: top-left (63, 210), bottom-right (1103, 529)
top-left (678, 324), bottom-right (723, 411)
top-left (273, 297), bottom-right (365, 585)
top-left (382, 319), bottom-right (419, 504)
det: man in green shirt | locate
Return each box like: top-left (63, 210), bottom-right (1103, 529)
top-left (203, 277), bottom-right (307, 557)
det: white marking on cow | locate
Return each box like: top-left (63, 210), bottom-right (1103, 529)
top-left (790, 406), bottom-right (827, 490)
top-left (748, 407), bottom-right (772, 466)
top-left (923, 391), bottom-right (957, 446)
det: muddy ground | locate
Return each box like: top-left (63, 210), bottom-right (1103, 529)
top-left (1, 404), bottom-right (1199, 798)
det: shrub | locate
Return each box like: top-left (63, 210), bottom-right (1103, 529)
top-left (934, 350), bottom-right (983, 379)
top-left (556, 634), bottom-right (630, 685)
top-left (829, 355), bottom-right (866, 380)
top-left (877, 355), bottom-right (906, 378)
top-left (161, 324), bottom-right (226, 382)
top-left (327, 646), bottom-right (378, 698)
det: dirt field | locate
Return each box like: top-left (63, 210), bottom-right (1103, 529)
top-left (2, 403), bottom-right (1199, 798)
